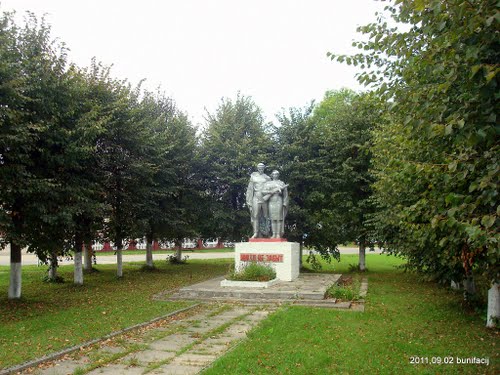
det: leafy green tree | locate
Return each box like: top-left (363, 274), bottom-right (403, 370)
top-left (309, 90), bottom-right (382, 270)
top-left (276, 91), bottom-right (381, 269)
top-left (61, 66), bottom-right (107, 284)
top-left (274, 104), bottom-right (315, 253)
top-left (0, 10), bottom-right (31, 298)
top-left (0, 11), bottom-right (92, 290)
top-left (93, 67), bottom-right (155, 278)
top-left (137, 90), bottom-right (199, 266)
top-left (199, 94), bottom-right (274, 241)
top-left (331, 0), bottom-right (499, 325)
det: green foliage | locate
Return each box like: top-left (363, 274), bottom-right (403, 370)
top-left (325, 275), bottom-right (360, 301)
top-left (305, 251), bottom-right (323, 271)
top-left (330, 0), bottom-right (499, 286)
top-left (166, 254), bottom-right (189, 265)
top-left (274, 103), bottom-right (315, 245)
top-left (198, 93), bottom-right (274, 241)
top-left (42, 274), bottom-right (65, 284)
top-left (0, 9), bottom-right (204, 287)
top-left (227, 262), bottom-right (276, 282)
top-left (134, 89), bottom-right (199, 248)
top-left (275, 90), bottom-right (383, 259)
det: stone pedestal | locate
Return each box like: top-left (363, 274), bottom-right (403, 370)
top-left (234, 241), bottom-right (300, 281)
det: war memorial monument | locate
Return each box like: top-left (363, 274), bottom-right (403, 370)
top-left (231, 163), bottom-right (300, 282)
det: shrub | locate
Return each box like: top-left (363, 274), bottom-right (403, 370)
top-left (326, 276), bottom-right (360, 301)
top-left (227, 262), bottom-right (276, 282)
top-left (166, 255), bottom-right (189, 265)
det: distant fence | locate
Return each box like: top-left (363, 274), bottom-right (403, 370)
top-left (93, 238), bottom-right (234, 252)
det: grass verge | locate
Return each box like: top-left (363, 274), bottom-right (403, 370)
top-left (0, 259), bottom-right (230, 369)
top-left (203, 254), bottom-right (498, 375)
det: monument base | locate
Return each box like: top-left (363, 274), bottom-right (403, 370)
top-left (234, 241), bottom-right (300, 282)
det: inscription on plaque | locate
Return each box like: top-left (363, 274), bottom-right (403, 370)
top-left (240, 253), bottom-right (284, 263)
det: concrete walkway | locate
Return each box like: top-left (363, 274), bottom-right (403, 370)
top-left (20, 303), bottom-right (276, 375)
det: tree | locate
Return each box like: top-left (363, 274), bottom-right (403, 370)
top-left (137, 90), bottom-right (199, 266)
top-left (274, 103), bottom-right (315, 256)
top-left (199, 94), bottom-right (274, 241)
top-left (94, 66), bottom-right (155, 278)
top-left (62, 65), bottom-right (107, 284)
top-left (308, 90), bottom-right (382, 270)
top-left (275, 91), bottom-right (382, 270)
top-left (0, 11), bottom-right (87, 292)
top-left (330, 0), bottom-right (499, 325)
top-left (0, 10), bottom-right (30, 298)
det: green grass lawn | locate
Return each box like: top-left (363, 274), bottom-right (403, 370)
top-left (1, 254), bottom-right (497, 374)
top-left (0, 259), bottom-right (230, 369)
top-left (204, 254), bottom-right (499, 375)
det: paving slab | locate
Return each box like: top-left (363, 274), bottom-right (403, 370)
top-left (165, 273), bottom-right (342, 303)
top-left (119, 350), bottom-right (175, 364)
top-left (154, 363), bottom-right (204, 375)
top-left (149, 334), bottom-right (196, 352)
top-left (86, 363), bottom-right (145, 375)
top-left (31, 360), bottom-right (85, 375)
top-left (172, 353), bottom-right (218, 366)
top-left (190, 343), bottom-right (229, 355)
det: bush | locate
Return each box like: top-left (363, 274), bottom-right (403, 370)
top-left (326, 275), bottom-right (360, 301)
top-left (166, 254), bottom-right (189, 265)
top-left (227, 262), bottom-right (276, 282)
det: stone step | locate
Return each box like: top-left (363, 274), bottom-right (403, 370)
top-left (170, 288), bottom-right (326, 301)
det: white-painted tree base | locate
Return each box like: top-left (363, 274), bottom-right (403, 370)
top-left (451, 280), bottom-right (462, 290)
top-left (359, 244), bottom-right (366, 271)
top-left (487, 282), bottom-right (499, 328)
top-left (146, 241), bottom-right (154, 268)
top-left (117, 249), bottom-right (123, 277)
top-left (8, 262), bottom-right (22, 299)
top-left (74, 251), bottom-right (83, 285)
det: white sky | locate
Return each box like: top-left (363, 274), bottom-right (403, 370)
top-left (1, 0), bottom-right (385, 127)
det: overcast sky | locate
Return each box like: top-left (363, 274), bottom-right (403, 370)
top-left (1, 0), bottom-right (385, 127)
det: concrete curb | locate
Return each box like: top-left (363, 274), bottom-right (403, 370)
top-left (0, 303), bottom-right (200, 375)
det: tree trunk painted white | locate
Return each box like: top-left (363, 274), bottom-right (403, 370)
top-left (8, 242), bottom-right (22, 299)
top-left (487, 282), bottom-right (499, 328)
top-left (359, 242), bottom-right (366, 271)
top-left (175, 247), bottom-right (182, 262)
top-left (451, 280), bottom-right (462, 290)
top-left (8, 258), bottom-right (22, 299)
top-left (146, 240), bottom-right (154, 268)
top-left (48, 253), bottom-right (58, 281)
top-left (299, 242), bottom-right (303, 267)
top-left (116, 245), bottom-right (123, 277)
top-left (74, 251), bottom-right (83, 285)
top-left (83, 243), bottom-right (93, 271)
top-left (9, 262), bottom-right (22, 299)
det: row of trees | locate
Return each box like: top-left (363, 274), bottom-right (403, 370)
top-left (0, 12), bottom-right (198, 295)
top-left (331, 0), bottom-right (498, 327)
top-left (0, 8), bottom-right (379, 297)
top-left (1, 2), bottom-right (497, 326)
